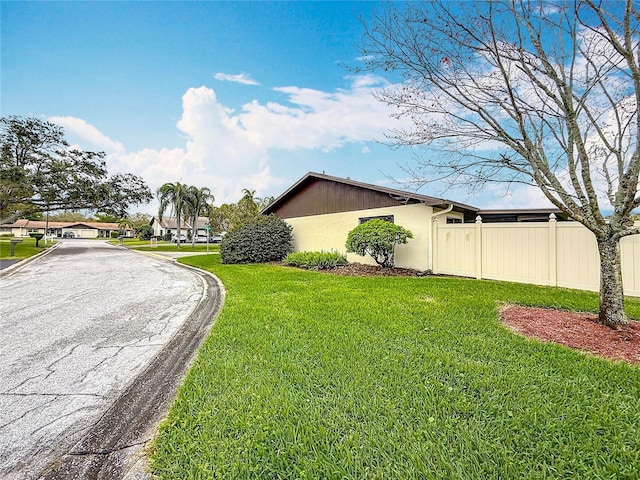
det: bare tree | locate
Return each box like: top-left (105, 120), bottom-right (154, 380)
top-left (360, 0), bottom-right (639, 326)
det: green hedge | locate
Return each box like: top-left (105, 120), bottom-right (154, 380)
top-left (284, 250), bottom-right (348, 270)
top-left (221, 215), bottom-right (293, 264)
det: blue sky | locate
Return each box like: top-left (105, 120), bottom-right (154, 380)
top-left (2, 0), bottom-right (554, 215)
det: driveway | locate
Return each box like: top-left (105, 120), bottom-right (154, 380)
top-left (0, 240), bottom-right (223, 479)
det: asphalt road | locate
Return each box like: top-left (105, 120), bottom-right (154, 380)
top-left (0, 240), bottom-right (222, 479)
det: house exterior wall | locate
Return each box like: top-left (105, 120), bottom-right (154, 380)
top-left (62, 228), bottom-right (99, 239)
top-left (152, 221), bottom-right (163, 238)
top-left (434, 218), bottom-right (640, 297)
top-left (285, 203), bottom-right (435, 271)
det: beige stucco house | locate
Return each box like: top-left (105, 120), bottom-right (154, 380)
top-left (262, 173), bottom-right (639, 295)
top-left (261, 172), bottom-right (482, 271)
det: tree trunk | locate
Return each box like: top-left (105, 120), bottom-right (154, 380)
top-left (596, 235), bottom-right (628, 327)
top-left (176, 217), bottom-right (181, 249)
top-left (191, 216), bottom-right (196, 247)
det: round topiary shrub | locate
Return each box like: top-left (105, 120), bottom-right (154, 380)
top-left (345, 219), bottom-right (413, 268)
top-left (221, 214), bottom-right (294, 264)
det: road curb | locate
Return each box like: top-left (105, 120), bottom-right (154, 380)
top-left (0, 242), bottom-right (60, 279)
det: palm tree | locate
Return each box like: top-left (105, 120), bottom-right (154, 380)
top-left (234, 188), bottom-right (259, 228)
top-left (185, 186), bottom-right (214, 247)
top-left (157, 182), bottom-right (190, 248)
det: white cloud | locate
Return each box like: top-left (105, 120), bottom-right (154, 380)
top-left (48, 116), bottom-right (125, 154)
top-left (98, 75), bottom-right (404, 210)
top-left (239, 76), bottom-right (399, 151)
top-left (213, 72), bottom-right (260, 86)
top-left (477, 184), bottom-right (555, 210)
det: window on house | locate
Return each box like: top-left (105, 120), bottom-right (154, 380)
top-left (358, 215), bottom-right (394, 224)
top-left (446, 217), bottom-right (463, 224)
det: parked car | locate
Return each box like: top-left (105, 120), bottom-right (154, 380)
top-left (62, 232), bottom-right (75, 238)
top-left (195, 235), bottom-right (209, 243)
top-left (211, 235), bottom-right (223, 243)
top-left (171, 234), bottom-right (187, 243)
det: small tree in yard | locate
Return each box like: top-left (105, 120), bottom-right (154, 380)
top-left (360, 1), bottom-right (640, 326)
top-left (137, 224), bottom-right (154, 240)
top-left (346, 219), bottom-right (413, 268)
top-left (221, 214), bottom-right (293, 264)
top-left (157, 182), bottom-right (190, 248)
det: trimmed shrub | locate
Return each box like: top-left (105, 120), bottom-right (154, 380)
top-left (345, 219), bottom-right (413, 268)
top-left (221, 214), bottom-right (293, 264)
top-left (284, 250), bottom-right (348, 270)
top-left (137, 224), bottom-right (154, 240)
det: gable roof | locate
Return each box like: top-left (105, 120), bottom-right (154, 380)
top-left (261, 172), bottom-right (479, 218)
top-left (152, 217), bottom-right (181, 229)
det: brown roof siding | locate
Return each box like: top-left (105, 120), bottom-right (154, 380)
top-left (271, 177), bottom-right (409, 218)
top-left (262, 172), bottom-right (479, 219)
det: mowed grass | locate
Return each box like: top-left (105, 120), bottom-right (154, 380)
top-left (0, 237), bottom-right (55, 259)
top-left (151, 255), bottom-right (640, 479)
top-left (110, 238), bottom-right (220, 252)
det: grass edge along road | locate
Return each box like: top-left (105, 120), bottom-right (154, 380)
top-left (0, 236), bottom-right (56, 260)
top-left (151, 255), bottom-right (640, 479)
top-left (112, 237), bottom-right (221, 253)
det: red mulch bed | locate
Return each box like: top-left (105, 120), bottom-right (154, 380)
top-left (501, 305), bottom-right (640, 365)
top-left (329, 263), bottom-right (422, 277)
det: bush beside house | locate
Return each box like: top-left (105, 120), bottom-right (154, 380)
top-left (284, 251), bottom-right (348, 270)
top-left (221, 215), bottom-right (293, 264)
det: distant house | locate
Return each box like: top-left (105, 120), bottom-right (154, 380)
top-left (0, 219), bottom-right (132, 239)
top-left (150, 216), bottom-right (210, 239)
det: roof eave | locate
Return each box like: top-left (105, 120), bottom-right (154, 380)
top-left (260, 171), bottom-right (480, 215)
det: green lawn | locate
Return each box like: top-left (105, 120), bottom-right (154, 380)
top-left (110, 238), bottom-right (220, 252)
top-left (0, 237), bottom-right (55, 260)
top-left (151, 255), bottom-right (640, 479)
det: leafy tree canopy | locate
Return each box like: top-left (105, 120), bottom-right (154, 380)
top-left (92, 212), bottom-right (122, 223)
top-left (209, 189), bottom-right (274, 233)
top-left (125, 212), bottom-right (152, 229)
top-left (0, 116), bottom-right (152, 225)
top-left (48, 211), bottom-right (90, 222)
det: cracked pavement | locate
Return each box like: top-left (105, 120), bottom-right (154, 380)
top-left (0, 240), bottom-right (219, 479)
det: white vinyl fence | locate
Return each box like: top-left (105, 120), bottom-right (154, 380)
top-left (433, 215), bottom-right (640, 297)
